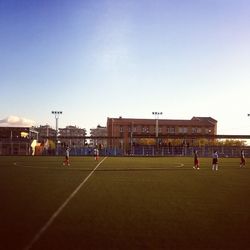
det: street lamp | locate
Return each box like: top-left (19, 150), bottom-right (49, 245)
top-left (51, 111), bottom-right (63, 155)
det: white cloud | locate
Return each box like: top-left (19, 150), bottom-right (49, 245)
top-left (0, 115), bottom-right (35, 127)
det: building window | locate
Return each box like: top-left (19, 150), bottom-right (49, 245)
top-left (169, 127), bottom-right (175, 133)
top-left (179, 127), bottom-right (187, 133)
top-left (192, 127), bottom-right (201, 133)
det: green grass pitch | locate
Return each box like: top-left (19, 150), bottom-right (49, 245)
top-left (1, 156), bottom-right (250, 250)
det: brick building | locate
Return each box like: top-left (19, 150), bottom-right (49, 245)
top-left (107, 116), bottom-right (217, 150)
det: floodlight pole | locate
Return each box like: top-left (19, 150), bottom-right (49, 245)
top-left (111, 118), bottom-right (114, 149)
top-left (152, 112), bottom-right (163, 137)
top-left (130, 121), bottom-right (134, 154)
top-left (152, 112), bottom-right (163, 154)
top-left (248, 114), bottom-right (250, 136)
top-left (51, 111), bottom-right (63, 155)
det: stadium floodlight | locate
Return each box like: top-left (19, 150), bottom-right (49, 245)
top-left (248, 114), bottom-right (250, 116)
top-left (51, 111), bottom-right (63, 155)
top-left (152, 112), bottom-right (163, 116)
top-left (152, 112), bottom-right (163, 137)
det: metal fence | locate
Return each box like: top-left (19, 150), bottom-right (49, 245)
top-left (0, 141), bottom-right (249, 158)
top-left (0, 142), bottom-right (31, 156)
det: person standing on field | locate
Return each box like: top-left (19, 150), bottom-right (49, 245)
top-left (193, 150), bottom-right (200, 170)
top-left (212, 150), bottom-right (218, 171)
top-left (94, 147), bottom-right (99, 161)
top-left (63, 146), bottom-right (70, 166)
top-left (240, 149), bottom-right (246, 168)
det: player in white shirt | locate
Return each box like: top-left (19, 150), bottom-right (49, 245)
top-left (63, 146), bottom-right (70, 166)
top-left (94, 148), bottom-right (99, 161)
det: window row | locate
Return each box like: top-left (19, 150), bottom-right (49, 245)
top-left (118, 126), bottom-right (213, 134)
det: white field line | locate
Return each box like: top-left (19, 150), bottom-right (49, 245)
top-left (175, 163), bottom-right (184, 168)
top-left (13, 162), bottom-right (91, 171)
top-left (13, 162), bottom-right (185, 171)
top-left (23, 157), bottom-right (107, 250)
top-left (13, 162), bottom-right (53, 169)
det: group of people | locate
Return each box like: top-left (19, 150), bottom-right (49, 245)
top-left (63, 146), bottom-right (99, 166)
top-left (193, 149), bottom-right (246, 170)
top-left (62, 145), bottom-right (246, 169)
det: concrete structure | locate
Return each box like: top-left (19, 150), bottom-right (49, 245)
top-left (59, 125), bottom-right (87, 147)
top-left (90, 125), bottom-right (107, 148)
top-left (35, 125), bottom-right (56, 140)
top-left (0, 127), bottom-right (38, 155)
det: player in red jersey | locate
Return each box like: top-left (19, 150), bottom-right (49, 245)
top-left (193, 150), bottom-right (200, 170)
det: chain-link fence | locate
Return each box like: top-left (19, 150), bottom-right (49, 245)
top-left (0, 142), bottom-right (31, 155)
top-left (1, 140), bottom-right (249, 158)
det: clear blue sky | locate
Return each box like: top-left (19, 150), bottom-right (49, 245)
top-left (1, 0), bottom-right (250, 135)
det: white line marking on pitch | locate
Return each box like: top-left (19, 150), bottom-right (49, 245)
top-left (23, 157), bottom-right (107, 250)
top-left (13, 162), bottom-right (96, 171)
top-left (175, 163), bottom-right (184, 168)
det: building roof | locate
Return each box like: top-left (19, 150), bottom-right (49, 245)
top-left (191, 117), bottom-right (217, 124)
top-left (107, 117), bottom-right (217, 127)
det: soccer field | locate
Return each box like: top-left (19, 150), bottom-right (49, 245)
top-left (1, 156), bottom-right (250, 250)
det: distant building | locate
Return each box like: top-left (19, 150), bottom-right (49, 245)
top-left (107, 116), bottom-right (217, 149)
top-left (0, 127), bottom-right (38, 155)
top-left (35, 125), bottom-right (56, 141)
top-left (59, 125), bottom-right (87, 147)
top-left (90, 125), bottom-right (107, 148)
